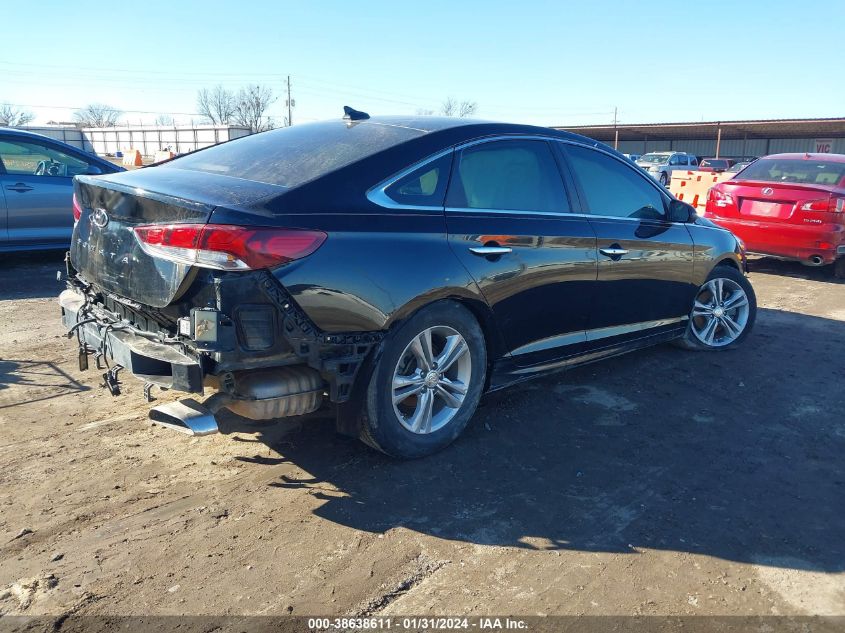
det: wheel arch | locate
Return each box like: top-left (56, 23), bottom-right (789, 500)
top-left (715, 257), bottom-right (740, 271)
top-left (384, 290), bottom-right (507, 365)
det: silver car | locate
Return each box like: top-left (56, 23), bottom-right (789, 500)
top-left (0, 128), bottom-right (121, 252)
top-left (635, 151), bottom-right (698, 186)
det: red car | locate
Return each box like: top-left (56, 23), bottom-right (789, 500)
top-left (704, 153), bottom-right (845, 277)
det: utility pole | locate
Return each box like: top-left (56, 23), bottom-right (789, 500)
top-left (286, 75), bottom-right (293, 127)
top-left (613, 106), bottom-right (619, 150)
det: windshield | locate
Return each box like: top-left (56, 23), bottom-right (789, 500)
top-left (162, 120), bottom-right (425, 188)
top-left (638, 153), bottom-right (669, 164)
top-left (734, 158), bottom-right (845, 186)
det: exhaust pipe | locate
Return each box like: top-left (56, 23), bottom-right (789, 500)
top-left (149, 367), bottom-right (323, 436)
top-left (808, 255), bottom-right (825, 266)
top-left (149, 393), bottom-right (228, 436)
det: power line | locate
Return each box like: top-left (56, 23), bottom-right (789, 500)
top-left (286, 75), bottom-right (293, 126)
top-left (2, 102), bottom-right (206, 117)
top-left (0, 60), bottom-right (614, 119)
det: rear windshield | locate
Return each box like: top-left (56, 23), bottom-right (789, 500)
top-left (701, 159), bottom-right (729, 169)
top-left (162, 120), bottom-right (425, 188)
top-left (735, 158), bottom-right (845, 186)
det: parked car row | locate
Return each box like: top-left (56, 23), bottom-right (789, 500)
top-left (633, 153), bottom-right (762, 186)
top-left (635, 151), bottom-right (700, 186)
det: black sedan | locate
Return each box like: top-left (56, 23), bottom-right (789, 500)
top-left (60, 112), bottom-right (756, 458)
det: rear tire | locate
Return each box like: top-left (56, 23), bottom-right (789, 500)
top-left (834, 257), bottom-right (845, 279)
top-left (675, 265), bottom-right (756, 351)
top-left (359, 301), bottom-right (487, 459)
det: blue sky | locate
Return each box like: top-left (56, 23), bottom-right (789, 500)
top-left (3, 0), bottom-right (842, 127)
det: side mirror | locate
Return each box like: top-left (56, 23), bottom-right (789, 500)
top-left (86, 165), bottom-right (103, 175)
top-left (668, 199), bottom-right (695, 223)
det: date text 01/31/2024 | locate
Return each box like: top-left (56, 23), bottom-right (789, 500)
top-left (307, 617), bottom-right (529, 630)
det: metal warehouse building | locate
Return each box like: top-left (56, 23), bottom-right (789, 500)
top-left (555, 117), bottom-right (845, 159)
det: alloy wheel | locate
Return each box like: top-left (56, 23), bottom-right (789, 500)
top-left (392, 326), bottom-right (472, 434)
top-left (690, 277), bottom-right (750, 347)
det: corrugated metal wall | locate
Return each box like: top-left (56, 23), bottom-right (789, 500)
top-left (611, 137), bottom-right (845, 157)
top-left (20, 125), bottom-right (252, 156)
top-left (20, 127), bottom-right (94, 152)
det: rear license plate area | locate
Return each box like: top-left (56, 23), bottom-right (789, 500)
top-left (739, 199), bottom-right (793, 219)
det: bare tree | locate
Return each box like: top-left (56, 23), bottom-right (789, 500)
top-left (73, 104), bottom-right (121, 127)
top-left (197, 85), bottom-right (236, 125)
top-left (458, 100), bottom-right (478, 118)
top-left (234, 84), bottom-right (277, 132)
top-left (0, 103), bottom-right (35, 127)
top-left (415, 107), bottom-right (435, 116)
top-left (154, 114), bottom-right (175, 126)
top-left (440, 97), bottom-right (458, 117)
top-left (440, 97), bottom-right (478, 118)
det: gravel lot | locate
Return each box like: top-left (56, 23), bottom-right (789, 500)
top-left (0, 251), bottom-right (843, 619)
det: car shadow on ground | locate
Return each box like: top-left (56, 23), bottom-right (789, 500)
top-left (225, 307), bottom-right (845, 573)
top-left (0, 250), bottom-right (67, 300)
top-left (749, 255), bottom-right (845, 285)
top-left (0, 359), bottom-right (89, 407)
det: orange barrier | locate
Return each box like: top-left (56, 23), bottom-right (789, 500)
top-left (670, 170), bottom-right (732, 212)
top-left (154, 150), bottom-right (176, 163)
top-left (122, 149), bottom-right (143, 167)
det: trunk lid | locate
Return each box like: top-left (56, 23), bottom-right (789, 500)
top-left (712, 179), bottom-right (842, 224)
top-left (71, 168), bottom-right (286, 308)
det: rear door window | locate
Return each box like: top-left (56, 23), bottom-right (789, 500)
top-left (563, 143), bottom-right (667, 220)
top-left (446, 139), bottom-right (570, 213)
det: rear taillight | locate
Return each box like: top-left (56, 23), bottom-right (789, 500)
top-left (800, 197), bottom-right (845, 213)
top-left (133, 224), bottom-right (327, 270)
top-left (707, 187), bottom-right (734, 208)
top-left (72, 193), bottom-right (82, 222)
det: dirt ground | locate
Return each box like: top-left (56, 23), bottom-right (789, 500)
top-left (0, 251), bottom-right (843, 620)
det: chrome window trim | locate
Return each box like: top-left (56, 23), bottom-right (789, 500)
top-left (444, 207), bottom-right (688, 226)
top-left (365, 148), bottom-right (454, 211)
top-left (365, 132), bottom-right (676, 217)
top-left (366, 135), bottom-right (567, 211)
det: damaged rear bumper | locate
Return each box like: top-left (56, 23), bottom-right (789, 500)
top-left (60, 288), bottom-right (204, 393)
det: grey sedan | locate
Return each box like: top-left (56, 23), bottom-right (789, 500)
top-left (0, 128), bottom-right (122, 252)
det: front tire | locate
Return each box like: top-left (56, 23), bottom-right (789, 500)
top-left (676, 265), bottom-right (756, 351)
top-left (359, 301), bottom-right (487, 459)
top-left (659, 172), bottom-right (669, 186)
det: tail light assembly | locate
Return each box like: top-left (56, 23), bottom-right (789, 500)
top-left (72, 192), bottom-right (82, 222)
top-left (133, 224), bottom-right (327, 270)
top-left (707, 187), bottom-right (735, 208)
top-left (800, 197), bottom-right (845, 214)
